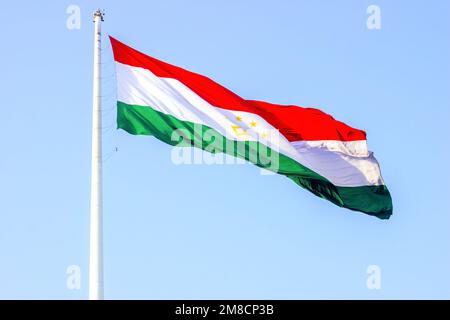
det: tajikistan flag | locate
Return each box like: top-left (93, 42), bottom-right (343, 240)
top-left (110, 36), bottom-right (392, 219)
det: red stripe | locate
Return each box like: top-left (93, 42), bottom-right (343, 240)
top-left (110, 36), bottom-right (366, 142)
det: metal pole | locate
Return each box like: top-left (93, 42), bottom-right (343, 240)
top-left (89, 9), bottom-right (104, 300)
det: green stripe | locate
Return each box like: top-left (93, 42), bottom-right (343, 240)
top-left (117, 101), bottom-right (393, 219)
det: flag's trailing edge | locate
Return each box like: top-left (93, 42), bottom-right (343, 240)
top-left (109, 36), bottom-right (393, 219)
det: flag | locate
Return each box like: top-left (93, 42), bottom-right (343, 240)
top-left (110, 36), bottom-right (392, 219)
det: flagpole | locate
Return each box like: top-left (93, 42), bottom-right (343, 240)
top-left (89, 9), bottom-right (104, 300)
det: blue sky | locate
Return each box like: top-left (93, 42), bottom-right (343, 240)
top-left (0, 0), bottom-right (449, 299)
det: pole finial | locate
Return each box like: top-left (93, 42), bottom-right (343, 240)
top-left (93, 9), bottom-right (105, 22)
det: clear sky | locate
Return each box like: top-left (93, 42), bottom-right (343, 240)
top-left (1, 0), bottom-right (449, 299)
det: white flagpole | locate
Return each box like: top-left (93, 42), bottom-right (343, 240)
top-left (89, 9), bottom-right (104, 300)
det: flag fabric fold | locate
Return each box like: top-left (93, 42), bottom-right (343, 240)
top-left (110, 36), bottom-right (392, 219)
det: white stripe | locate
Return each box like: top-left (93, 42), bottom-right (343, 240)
top-left (115, 62), bottom-right (384, 187)
top-left (291, 140), bottom-right (369, 157)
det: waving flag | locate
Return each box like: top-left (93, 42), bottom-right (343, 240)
top-left (110, 36), bottom-right (392, 219)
